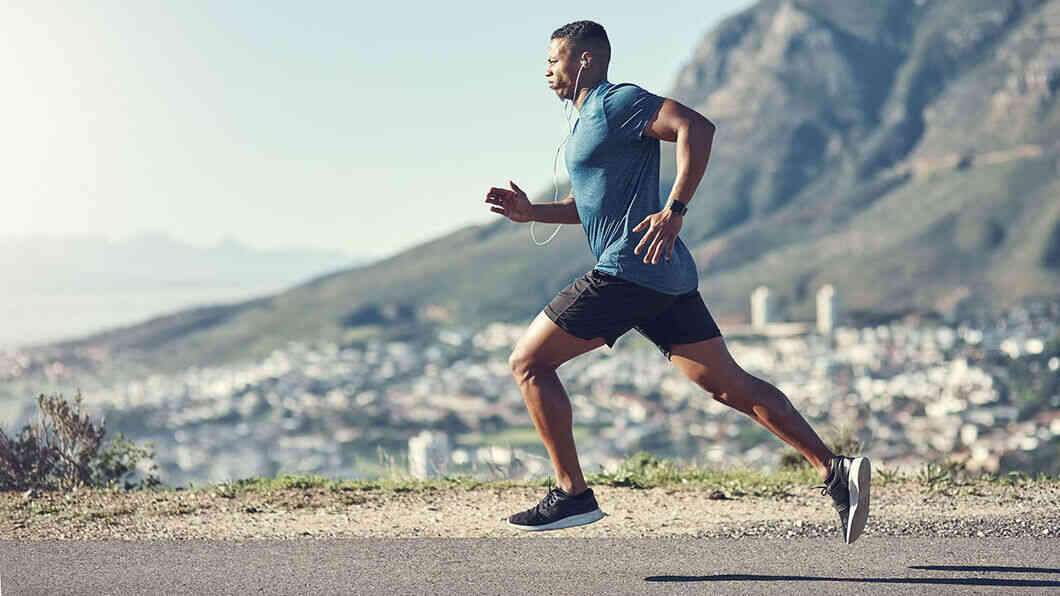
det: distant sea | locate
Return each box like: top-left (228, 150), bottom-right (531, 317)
top-left (0, 232), bottom-right (370, 351)
top-left (0, 282), bottom-right (289, 350)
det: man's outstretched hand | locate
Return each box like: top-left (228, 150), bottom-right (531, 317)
top-left (633, 209), bottom-right (683, 264)
top-left (485, 181), bottom-right (533, 223)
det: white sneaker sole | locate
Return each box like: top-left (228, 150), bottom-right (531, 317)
top-left (845, 456), bottom-right (871, 544)
top-left (507, 508), bottom-right (606, 531)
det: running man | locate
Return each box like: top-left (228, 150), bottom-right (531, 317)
top-left (484, 20), bottom-right (870, 544)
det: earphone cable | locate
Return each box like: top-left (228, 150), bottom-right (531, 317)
top-left (531, 63), bottom-right (583, 246)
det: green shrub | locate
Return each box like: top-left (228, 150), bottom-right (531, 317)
top-left (0, 391), bottom-right (160, 491)
top-left (587, 451), bottom-right (815, 497)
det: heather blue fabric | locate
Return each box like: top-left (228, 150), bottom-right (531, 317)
top-left (564, 79), bottom-right (699, 295)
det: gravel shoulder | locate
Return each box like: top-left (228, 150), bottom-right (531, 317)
top-left (3, 482), bottom-right (1059, 540)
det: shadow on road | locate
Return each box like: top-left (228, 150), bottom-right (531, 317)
top-left (909, 565), bottom-right (1060, 574)
top-left (644, 573), bottom-right (1060, 588)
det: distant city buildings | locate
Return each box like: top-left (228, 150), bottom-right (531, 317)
top-left (741, 282), bottom-right (839, 337)
top-left (745, 284), bottom-right (841, 336)
top-left (2, 296), bottom-right (1057, 485)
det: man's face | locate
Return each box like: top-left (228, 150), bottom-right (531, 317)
top-left (545, 38), bottom-right (581, 101)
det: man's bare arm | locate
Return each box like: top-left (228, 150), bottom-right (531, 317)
top-left (632, 99), bottom-right (715, 264)
top-left (486, 183), bottom-right (579, 224)
top-left (530, 194), bottom-right (580, 224)
top-left (643, 98), bottom-right (715, 209)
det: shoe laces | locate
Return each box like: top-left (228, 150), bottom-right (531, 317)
top-left (816, 457), bottom-right (843, 497)
top-left (537, 477), bottom-right (563, 510)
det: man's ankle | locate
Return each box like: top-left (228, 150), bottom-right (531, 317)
top-left (821, 455), bottom-right (837, 483)
top-left (561, 484), bottom-right (588, 498)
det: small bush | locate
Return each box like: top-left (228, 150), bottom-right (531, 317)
top-left (592, 451), bottom-right (675, 488)
top-left (0, 391), bottom-right (160, 491)
top-left (876, 464), bottom-right (903, 485)
top-left (587, 451), bottom-right (814, 497)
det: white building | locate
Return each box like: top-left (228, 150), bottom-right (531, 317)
top-left (817, 284), bottom-right (839, 334)
top-left (751, 286), bottom-right (773, 329)
top-left (408, 430), bottom-right (450, 479)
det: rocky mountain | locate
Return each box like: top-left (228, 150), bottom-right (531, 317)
top-left (663, 0), bottom-right (1060, 321)
top-left (40, 0), bottom-right (1060, 372)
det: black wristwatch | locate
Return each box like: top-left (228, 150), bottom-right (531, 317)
top-left (667, 199), bottom-right (688, 216)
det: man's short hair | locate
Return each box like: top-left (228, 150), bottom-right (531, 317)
top-left (551, 20), bottom-right (611, 68)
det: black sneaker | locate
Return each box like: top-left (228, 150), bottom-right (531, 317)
top-left (506, 478), bottom-right (606, 531)
top-left (817, 455), bottom-right (871, 544)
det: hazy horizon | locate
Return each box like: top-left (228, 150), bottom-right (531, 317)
top-left (0, 232), bottom-right (363, 349)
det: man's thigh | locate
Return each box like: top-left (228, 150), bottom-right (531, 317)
top-left (668, 336), bottom-right (745, 393)
top-left (512, 311), bottom-right (607, 369)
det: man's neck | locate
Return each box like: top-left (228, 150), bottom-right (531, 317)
top-left (573, 76), bottom-right (606, 111)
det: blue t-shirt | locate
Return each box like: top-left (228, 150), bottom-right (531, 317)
top-left (565, 79), bottom-right (699, 295)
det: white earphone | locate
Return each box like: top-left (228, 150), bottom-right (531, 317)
top-left (531, 59), bottom-right (586, 246)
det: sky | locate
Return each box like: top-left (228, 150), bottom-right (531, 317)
top-left (2, 0), bottom-right (753, 261)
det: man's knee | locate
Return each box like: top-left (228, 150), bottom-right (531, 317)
top-left (690, 372), bottom-right (723, 396)
top-left (687, 361), bottom-right (746, 397)
top-left (700, 369), bottom-right (758, 410)
top-left (731, 374), bottom-right (796, 416)
top-left (508, 348), bottom-right (553, 385)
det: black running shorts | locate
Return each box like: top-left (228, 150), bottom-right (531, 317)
top-left (544, 268), bottom-right (723, 360)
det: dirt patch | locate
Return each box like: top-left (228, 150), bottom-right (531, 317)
top-left (2, 483), bottom-right (1059, 540)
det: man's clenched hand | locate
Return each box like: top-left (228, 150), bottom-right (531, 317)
top-left (633, 209), bottom-right (683, 264)
top-left (485, 181), bottom-right (532, 223)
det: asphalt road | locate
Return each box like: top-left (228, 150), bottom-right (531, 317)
top-left (2, 537), bottom-right (1058, 595)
